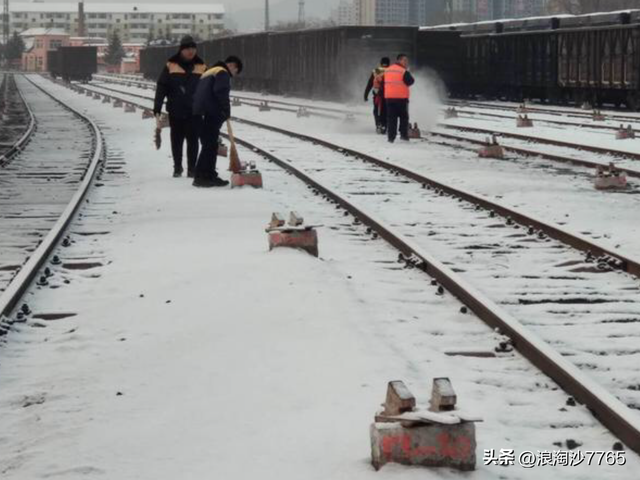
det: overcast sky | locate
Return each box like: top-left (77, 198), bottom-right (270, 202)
top-left (75, 0), bottom-right (331, 12)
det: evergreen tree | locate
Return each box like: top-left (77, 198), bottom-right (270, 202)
top-left (104, 32), bottom-right (125, 65)
top-left (5, 32), bottom-right (26, 61)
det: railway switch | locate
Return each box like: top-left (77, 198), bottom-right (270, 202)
top-left (266, 211), bottom-right (319, 257)
top-left (371, 379), bottom-right (478, 471)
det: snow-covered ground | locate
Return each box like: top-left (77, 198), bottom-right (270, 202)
top-left (86, 81), bottom-right (640, 259)
top-left (1, 75), bottom-right (639, 479)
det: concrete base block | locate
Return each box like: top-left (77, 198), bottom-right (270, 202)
top-left (102, 96), bottom-right (111, 104)
top-left (125, 104), bottom-right (136, 113)
top-left (93, 93), bottom-right (101, 100)
top-left (268, 229), bottom-right (318, 257)
top-left (231, 171), bottom-right (263, 188)
top-left (370, 421), bottom-right (476, 471)
top-left (113, 100), bottom-right (123, 108)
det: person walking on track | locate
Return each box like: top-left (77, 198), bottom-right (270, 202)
top-left (364, 57), bottom-right (390, 134)
top-left (191, 55), bottom-right (244, 188)
top-left (153, 35), bottom-right (206, 178)
top-left (384, 53), bottom-right (415, 143)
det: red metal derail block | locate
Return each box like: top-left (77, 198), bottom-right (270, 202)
top-left (478, 134), bottom-right (504, 159)
top-left (408, 123), bottom-right (422, 139)
top-left (370, 379), bottom-right (480, 472)
top-left (516, 114), bottom-right (533, 128)
top-left (595, 163), bottom-right (628, 190)
top-left (616, 124), bottom-right (636, 140)
top-left (266, 212), bottom-right (319, 257)
top-left (444, 107), bottom-right (458, 119)
top-left (230, 160), bottom-right (263, 189)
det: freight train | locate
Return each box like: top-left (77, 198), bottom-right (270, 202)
top-left (140, 10), bottom-right (640, 108)
top-left (48, 46), bottom-right (97, 82)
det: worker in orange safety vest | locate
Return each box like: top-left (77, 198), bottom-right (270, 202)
top-left (383, 53), bottom-right (415, 143)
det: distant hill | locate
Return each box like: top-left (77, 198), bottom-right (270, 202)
top-left (228, 0), bottom-right (341, 32)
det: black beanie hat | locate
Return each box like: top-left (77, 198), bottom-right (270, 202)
top-left (225, 55), bottom-right (244, 74)
top-left (381, 57), bottom-right (390, 67)
top-left (179, 35), bottom-right (197, 50)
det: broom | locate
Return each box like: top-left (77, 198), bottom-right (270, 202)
top-left (226, 119), bottom-right (242, 174)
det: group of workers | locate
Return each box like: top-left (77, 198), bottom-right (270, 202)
top-left (364, 53), bottom-right (415, 143)
top-left (154, 39), bottom-right (414, 186)
top-left (154, 35), bottom-right (243, 188)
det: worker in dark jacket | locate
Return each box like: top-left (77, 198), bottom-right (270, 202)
top-left (384, 53), bottom-right (415, 143)
top-left (364, 57), bottom-right (390, 134)
top-left (154, 35), bottom-right (206, 178)
top-left (191, 55), bottom-right (243, 188)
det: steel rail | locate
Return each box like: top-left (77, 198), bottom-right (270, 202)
top-left (0, 75), bottom-right (104, 320)
top-left (442, 123), bottom-right (640, 161)
top-left (70, 81), bottom-right (640, 277)
top-left (431, 130), bottom-right (640, 180)
top-left (91, 74), bottom-right (359, 116)
top-left (450, 107), bottom-right (640, 134)
top-left (0, 74), bottom-right (37, 167)
top-left (450, 99), bottom-right (640, 124)
top-left (228, 132), bottom-right (640, 456)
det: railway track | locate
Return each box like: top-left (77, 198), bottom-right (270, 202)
top-left (0, 75), bottom-right (103, 329)
top-left (450, 99), bottom-right (640, 124)
top-left (56, 77), bottom-right (640, 454)
top-left (91, 74), bottom-right (360, 117)
top-left (78, 80), bottom-right (640, 250)
top-left (0, 74), bottom-right (35, 166)
top-left (91, 75), bottom-right (640, 182)
top-left (440, 122), bottom-right (640, 162)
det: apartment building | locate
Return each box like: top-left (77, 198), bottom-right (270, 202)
top-left (9, 2), bottom-right (225, 43)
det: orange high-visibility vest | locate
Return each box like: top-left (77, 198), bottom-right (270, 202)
top-left (384, 64), bottom-right (410, 99)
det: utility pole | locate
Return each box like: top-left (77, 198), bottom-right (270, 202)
top-left (298, 0), bottom-right (306, 27)
top-left (3, 0), bottom-right (9, 44)
top-left (265, 0), bottom-right (270, 31)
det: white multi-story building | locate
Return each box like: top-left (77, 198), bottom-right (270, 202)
top-left (331, 0), bottom-right (359, 26)
top-left (9, 2), bottom-right (225, 43)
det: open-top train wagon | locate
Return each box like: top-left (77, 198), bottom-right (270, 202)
top-left (141, 27), bottom-right (417, 101)
top-left (48, 46), bottom-right (97, 82)
top-left (457, 10), bottom-right (640, 107)
top-left (140, 10), bottom-right (640, 108)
